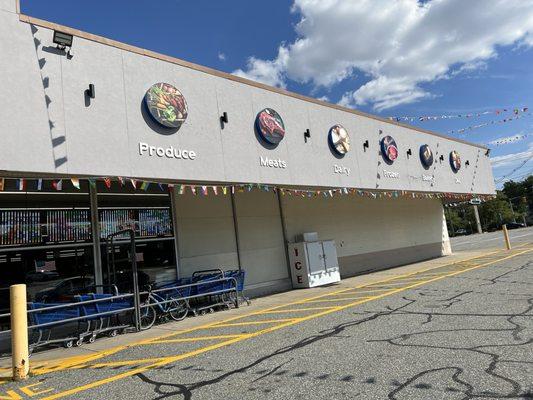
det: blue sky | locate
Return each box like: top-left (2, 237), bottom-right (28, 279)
top-left (21, 0), bottom-right (533, 187)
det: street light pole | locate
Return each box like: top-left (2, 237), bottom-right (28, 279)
top-left (473, 205), bottom-right (482, 234)
top-left (508, 200), bottom-right (516, 223)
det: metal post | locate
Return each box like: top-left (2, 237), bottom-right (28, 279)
top-left (89, 184), bottom-right (103, 292)
top-left (473, 205), bottom-right (482, 234)
top-left (129, 230), bottom-right (141, 331)
top-left (276, 189), bottom-right (292, 278)
top-left (10, 284), bottom-right (29, 381)
top-left (230, 190), bottom-right (242, 271)
top-left (502, 224), bottom-right (512, 250)
top-left (169, 186), bottom-right (181, 279)
top-left (508, 201), bottom-right (517, 223)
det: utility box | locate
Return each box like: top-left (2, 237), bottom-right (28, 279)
top-left (288, 239), bottom-right (341, 288)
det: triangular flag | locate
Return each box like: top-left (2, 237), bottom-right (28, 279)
top-left (201, 186), bottom-right (208, 195)
top-left (190, 186), bottom-right (197, 195)
top-left (0, 179), bottom-right (4, 191)
top-left (212, 186), bottom-right (218, 195)
top-left (222, 186), bottom-right (228, 195)
top-left (158, 183), bottom-right (165, 191)
top-left (88, 179), bottom-right (96, 188)
top-left (178, 185), bottom-right (185, 195)
top-left (118, 177), bottom-right (125, 186)
top-left (71, 178), bottom-right (80, 189)
top-left (52, 179), bottom-right (62, 191)
top-left (130, 179), bottom-right (137, 189)
top-left (104, 178), bottom-right (112, 189)
top-left (140, 181), bottom-right (150, 191)
top-left (18, 179), bottom-right (26, 191)
top-left (37, 179), bottom-right (43, 191)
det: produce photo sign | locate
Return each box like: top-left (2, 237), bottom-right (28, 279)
top-left (450, 150), bottom-right (461, 172)
top-left (329, 124), bottom-right (351, 156)
top-left (144, 83), bottom-right (188, 129)
top-left (381, 135), bottom-right (398, 163)
top-left (419, 144), bottom-right (434, 168)
top-left (255, 108), bottom-right (286, 145)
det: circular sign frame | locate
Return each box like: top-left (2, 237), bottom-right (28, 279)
top-left (328, 124), bottom-right (351, 156)
top-left (144, 82), bottom-right (188, 129)
top-left (380, 135), bottom-right (399, 163)
top-left (450, 150), bottom-right (461, 172)
top-left (255, 108), bottom-right (286, 145)
top-left (419, 144), bottom-right (434, 168)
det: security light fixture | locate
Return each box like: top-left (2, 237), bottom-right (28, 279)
top-left (304, 129), bottom-right (311, 143)
top-left (220, 112), bottom-right (228, 124)
top-left (86, 84), bottom-right (95, 99)
top-left (53, 30), bottom-right (73, 49)
top-left (465, 160), bottom-right (470, 166)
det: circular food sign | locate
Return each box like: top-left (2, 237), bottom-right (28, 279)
top-left (450, 150), bottom-right (461, 172)
top-left (255, 108), bottom-right (285, 145)
top-left (419, 144), bottom-right (434, 168)
top-left (144, 83), bottom-right (188, 129)
top-left (329, 124), bottom-right (351, 156)
top-left (381, 135), bottom-right (398, 162)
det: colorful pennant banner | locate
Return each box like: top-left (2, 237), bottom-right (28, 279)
top-left (389, 107), bottom-right (528, 123)
top-left (486, 134), bottom-right (530, 146)
top-left (448, 111), bottom-right (532, 134)
top-left (0, 177), bottom-right (496, 203)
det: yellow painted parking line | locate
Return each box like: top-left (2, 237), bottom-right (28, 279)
top-left (36, 247), bottom-right (520, 377)
top-left (88, 358), bottom-right (164, 369)
top-left (150, 334), bottom-right (247, 344)
top-left (28, 247), bottom-right (528, 376)
top-left (328, 288), bottom-right (391, 295)
top-left (211, 318), bottom-right (298, 327)
top-left (253, 306), bottom-right (337, 314)
top-left (37, 246), bottom-right (533, 399)
top-left (303, 297), bottom-right (372, 303)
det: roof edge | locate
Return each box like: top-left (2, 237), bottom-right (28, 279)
top-left (18, 12), bottom-right (488, 150)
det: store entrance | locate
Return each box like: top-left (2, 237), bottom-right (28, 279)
top-left (96, 181), bottom-right (177, 294)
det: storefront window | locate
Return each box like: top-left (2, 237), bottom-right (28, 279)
top-left (0, 179), bottom-right (94, 330)
top-left (96, 181), bottom-right (177, 293)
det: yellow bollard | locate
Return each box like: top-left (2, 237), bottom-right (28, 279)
top-left (10, 284), bottom-right (29, 381)
top-left (502, 224), bottom-right (512, 250)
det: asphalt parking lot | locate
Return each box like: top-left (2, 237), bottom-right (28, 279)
top-left (1, 236), bottom-right (532, 399)
top-left (450, 226), bottom-right (533, 251)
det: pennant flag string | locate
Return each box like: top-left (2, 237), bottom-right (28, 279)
top-left (485, 133), bottom-right (531, 147)
top-left (0, 177), bottom-right (496, 203)
top-left (389, 107), bottom-right (528, 123)
top-left (448, 111), bottom-right (532, 134)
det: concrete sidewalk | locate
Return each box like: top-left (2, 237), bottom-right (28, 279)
top-left (0, 248), bottom-right (503, 377)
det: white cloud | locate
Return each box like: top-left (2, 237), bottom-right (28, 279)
top-left (232, 46), bottom-right (289, 88)
top-left (218, 52), bottom-right (227, 61)
top-left (232, 0), bottom-right (533, 110)
top-left (491, 142), bottom-right (533, 168)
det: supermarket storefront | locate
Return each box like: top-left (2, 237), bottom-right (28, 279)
top-left (0, 180), bottom-right (177, 319)
top-left (0, 0), bottom-right (496, 315)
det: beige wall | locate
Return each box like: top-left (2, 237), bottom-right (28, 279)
top-left (172, 188), bottom-right (450, 293)
top-left (174, 191), bottom-right (239, 278)
top-left (173, 189), bottom-right (290, 293)
top-left (281, 194), bottom-right (450, 277)
top-left (233, 190), bottom-right (289, 289)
